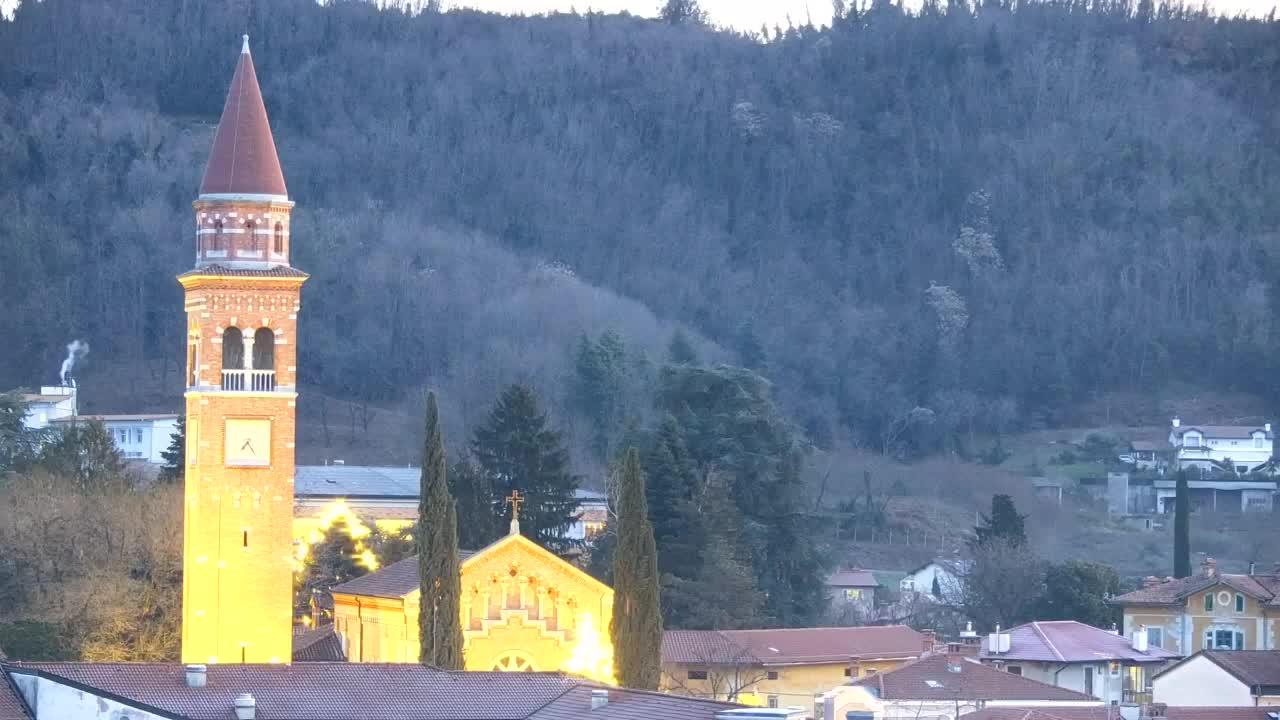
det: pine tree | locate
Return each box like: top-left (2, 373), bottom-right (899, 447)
top-left (37, 420), bottom-right (126, 491)
top-left (294, 517), bottom-right (363, 617)
top-left (659, 0), bottom-right (707, 25)
top-left (417, 392), bottom-right (464, 669)
top-left (757, 451), bottom-right (827, 625)
top-left (973, 494), bottom-right (1027, 547)
top-left (158, 416), bottom-right (184, 483)
top-left (472, 384), bottom-right (580, 553)
top-left (1174, 470), bottom-right (1191, 578)
top-left (666, 330), bottom-right (699, 365)
top-left (611, 448), bottom-right (662, 689)
top-left (642, 415), bottom-right (700, 581)
top-left (448, 453), bottom-right (499, 550)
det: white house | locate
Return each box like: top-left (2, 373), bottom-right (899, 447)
top-left (1152, 650), bottom-right (1280, 707)
top-left (1168, 418), bottom-right (1274, 475)
top-left (977, 621), bottom-right (1178, 705)
top-left (900, 560), bottom-right (963, 600)
top-left (18, 386), bottom-right (77, 430)
top-left (51, 414), bottom-right (180, 465)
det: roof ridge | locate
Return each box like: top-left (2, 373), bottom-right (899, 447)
top-left (721, 624), bottom-right (913, 633)
top-left (1029, 622), bottom-right (1066, 663)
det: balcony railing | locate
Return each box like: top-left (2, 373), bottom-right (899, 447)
top-left (1123, 690), bottom-right (1153, 705)
top-left (222, 369), bottom-right (276, 392)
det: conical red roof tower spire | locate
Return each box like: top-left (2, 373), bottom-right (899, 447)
top-left (199, 35), bottom-right (287, 199)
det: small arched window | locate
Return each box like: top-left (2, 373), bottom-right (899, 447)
top-left (245, 220), bottom-right (257, 253)
top-left (273, 222), bottom-right (284, 254)
top-left (212, 220), bottom-right (224, 252)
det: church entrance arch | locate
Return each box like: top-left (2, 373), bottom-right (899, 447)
top-left (490, 650), bottom-right (537, 672)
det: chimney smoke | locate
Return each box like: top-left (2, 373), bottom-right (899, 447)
top-left (59, 340), bottom-right (89, 386)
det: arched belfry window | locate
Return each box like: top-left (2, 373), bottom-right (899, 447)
top-left (273, 222), bottom-right (284, 254)
top-left (213, 220), bottom-right (224, 252)
top-left (222, 327), bottom-right (244, 372)
top-left (253, 328), bottom-right (275, 372)
top-left (246, 220), bottom-right (258, 253)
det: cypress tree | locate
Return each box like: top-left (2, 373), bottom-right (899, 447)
top-left (611, 448), bottom-right (663, 689)
top-left (1173, 470), bottom-right (1191, 578)
top-left (418, 392), bottom-right (464, 669)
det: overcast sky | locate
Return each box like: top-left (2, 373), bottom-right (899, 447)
top-left (2, 0), bottom-right (1276, 34)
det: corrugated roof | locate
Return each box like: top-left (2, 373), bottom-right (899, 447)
top-left (850, 654), bottom-right (1096, 702)
top-left (662, 626), bottom-right (924, 666)
top-left (2, 663), bottom-right (732, 720)
top-left (978, 621), bottom-right (1177, 663)
top-left (199, 38), bottom-right (287, 198)
top-left (965, 707), bottom-right (1279, 720)
top-left (295, 465), bottom-right (607, 503)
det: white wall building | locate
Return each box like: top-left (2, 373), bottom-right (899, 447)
top-left (1152, 650), bottom-right (1280, 707)
top-left (18, 386), bottom-right (77, 430)
top-left (1169, 418), bottom-right (1274, 474)
top-left (52, 414), bottom-right (181, 464)
top-left (900, 560), bottom-right (963, 599)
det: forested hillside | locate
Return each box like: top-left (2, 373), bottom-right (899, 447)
top-left (2, 0), bottom-right (1280, 462)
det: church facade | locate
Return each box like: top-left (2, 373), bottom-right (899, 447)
top-left (179, 36), bottom-right (306, 664)
top-left (330, 526), bottom-right (615, 682)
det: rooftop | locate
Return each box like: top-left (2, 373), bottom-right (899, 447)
top-left (0, 672), bottom-right (29, 720)
top-left (330, 552), bottom-right (475, 599)
top-left (51, 413), bottom-right (178, 423)
top-left (1171, 424), bottom-right (1272, 440)
top-left (1155, 650), bottom-right (1280, 687)
top-left (199, 36), bottom-right (288, 199)
top-left (850, 654), bottom-right (1096, 702)
top-left (3, 663), bottom-right (735, 720)
top-left (978, 621), bottom-right (1177, 664)
top-left (295, 465), bottom-right (607, 503)
top-left (964, 707), bottom-right (1279, 720)
top-left (1111, 565), bottom-right (1280, 608)
top-left (663, 626), bottom-right (925, 666)
top-left (291, 626), bottom-right (346, 662)
top-left (824, 569), bottom-right (880, 588)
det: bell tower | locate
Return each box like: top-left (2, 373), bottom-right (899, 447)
top-left (179, 35), bottom-right (306, 664)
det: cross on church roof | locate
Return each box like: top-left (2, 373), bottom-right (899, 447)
top-left (505, 490), bottom-right (524, 536)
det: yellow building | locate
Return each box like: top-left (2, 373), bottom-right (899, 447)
top-left (660, 625), bottom-right (928, 708)
top-left (180, 36), bottom-right (306, 664)
top-left (330, 520), bottom-right (615, 681)
top-left (1114, 557), bottom-right (1280, 655)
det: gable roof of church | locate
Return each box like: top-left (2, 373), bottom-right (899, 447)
top-left (199, 36), bottom-right (288, 199)
top-left (330, 533), bottom-right (609, 600)
top-left (3, 663), bottom-right (735, 720)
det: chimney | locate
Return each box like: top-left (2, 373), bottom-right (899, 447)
top-left (233, 693), bottom-right (256, 720)
top-left (184, 664), bottom-right (208, 688)
top-left (1266, 423), bottom-right (1272, 433)
top-left (1249, 562), bottom-right (1257, 576)
top-left (922, 629), bottom-right (936, 653)
top-left (1201, 557), bottom-right (1217, 578)
top-left (590, 689), bottom-right (609, 710)
top-left (1172, 417), bottom-right (1181, 428)
top-left (1143, 576), bottom-right (1161, 588)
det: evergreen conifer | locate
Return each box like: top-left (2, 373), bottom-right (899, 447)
top-left (611, 448), bottom-right (662, 689)
top-left (1174, 470), bottom-right (1191, 578)
top-left (973, 494), bottom-right (1027, 547)
top-left (417, 392), bottom-right (464, 669)
top-left (158, 416), bottom-right (184, 483)
top-left (472, 384), bottom-right (580, 553)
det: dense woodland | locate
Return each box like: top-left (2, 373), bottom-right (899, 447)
top-left (2, 0), bottom-right (1280, 463)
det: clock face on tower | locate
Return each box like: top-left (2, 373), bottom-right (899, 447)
top-left (224, 418), bottom-right (272, 467)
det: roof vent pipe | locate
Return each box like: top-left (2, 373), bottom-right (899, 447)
top-left (233, 693), bottom-right (256, 720)
top-left (184, 664), bottom-right (207, 688)
top-left (590, 689), bottom-right (609, 710)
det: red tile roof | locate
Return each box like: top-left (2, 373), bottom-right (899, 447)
top-left (965, 707), bottom-right (1278, 720)
top-left (291, 626), bottom-right (346, 662)
top-left (1154, 650), bottom-right (1280, 686)
top-left (662, 626), bottom-right (924, 666)
top-left (331, 552), bottom-right (476, 600)
top-left (978, 621), bottom-right (1177, 663)
top-left (1112, 571), bottom-right (1280, 608)
top-left (825, 569), bottom-right (880, 587)
top-left (850, 654), bottom-right (1096, 702)
top-left (0, 672), bottom-right (30, 720)
top-left (3, 663), bottom-right (735, 720)
top-left (199, 37), bottom-right (288, 198)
